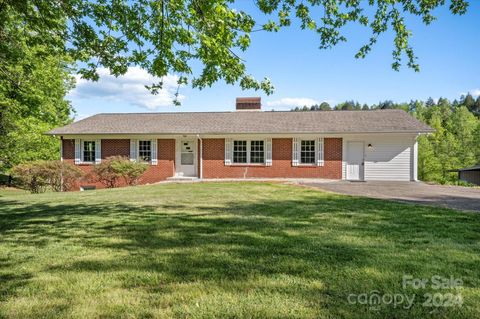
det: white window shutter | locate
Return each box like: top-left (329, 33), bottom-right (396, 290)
top-left (130, 139), bottom-right (137, 162)
top-left (225, 138), bottom-right (232, 165)
top-left (265, 138), bottom-right (272, 166)
top-left (292, 138), bottom-right (299, 166)
top-left (317, 137), bottom-right (324, 166)
top-left (95, 139), bottom-right (102, 164)
top-left (151, 139), bottom-right (158, 165)
top-left (74, 139), bottom-right (81, 164)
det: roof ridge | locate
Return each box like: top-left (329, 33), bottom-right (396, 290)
top-left (92, 109), bottom-right (404, 116)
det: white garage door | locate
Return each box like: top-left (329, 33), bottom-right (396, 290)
top-left (364, 138), bottom-right (412, 181)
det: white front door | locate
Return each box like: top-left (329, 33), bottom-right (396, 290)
top-left (346, 141), bottom-right (364, 181)
top-left (176, 139), bottom-right (197, 177)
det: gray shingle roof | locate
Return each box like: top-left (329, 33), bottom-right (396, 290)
top-left (48, 109), bottom-right (433, 135)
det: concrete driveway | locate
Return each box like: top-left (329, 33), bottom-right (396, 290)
top-left (301, 181), bottom-right (480, 212)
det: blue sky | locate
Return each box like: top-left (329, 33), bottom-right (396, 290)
top-left (69, 1), bottom-right (480, 119)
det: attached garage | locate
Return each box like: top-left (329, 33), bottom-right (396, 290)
top-left (343, 134), bottom-right (418, 181)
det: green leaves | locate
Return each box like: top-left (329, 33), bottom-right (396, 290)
top-left (93, 156), bottom-right (148, 187)
top-left (0, 3), bottom-right (74, 171)
top-left (415, 100), bottom-right (479, 183)
top-left (1, 0), bottom-right (471, 99)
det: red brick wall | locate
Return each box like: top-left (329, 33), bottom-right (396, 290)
top-left (62, 139), bottom-right (75, 162)
top-left (102, 139), bottom-right (130, 158)
top-left (62, 139), bottom-right (175, 189)
top-left (61, 137), bottom-right (342, 190)
top-left (202, 138), bottom-right (342, 179)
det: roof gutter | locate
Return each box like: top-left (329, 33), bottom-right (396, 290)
top-left (46, 130), bottom-right (434, 136)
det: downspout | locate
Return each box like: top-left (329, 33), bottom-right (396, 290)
top-left (413, 133), bottom-right (419, 182)
top-left (59, 136), bottom-right (64, 192)
top-left (196, 134), bottom-right (203, 179)
top-left (59, 136), bottom-right (63, 161)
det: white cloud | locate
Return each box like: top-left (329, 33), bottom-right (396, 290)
top-left (69, 67), bottom-right (185, 110)
top-left (266, 97), bottom-right (320, 110)
top-left (460, 88), bottom-right (480, 98)
top-left (469, 89), bottom-right (480, 98)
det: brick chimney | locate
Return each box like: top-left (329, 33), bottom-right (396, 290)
top-left (236, 97), bottom-right (261, 111)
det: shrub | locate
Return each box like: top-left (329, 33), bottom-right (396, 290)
top-left (11, 162), bottom-right (49, 193)
top-left (43, 161), bottom-right (84, 192)
top-left (93, 156), bottom-right (148, 188)
top-left (11, 160), bottom-right (83, 193)
top-left (92, 158), bottom-right (121, 188)
top-left (110, 157), bottom-right (149, 186)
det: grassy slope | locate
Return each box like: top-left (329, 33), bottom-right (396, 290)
top-left (0, 182), bottom-right (479, 319)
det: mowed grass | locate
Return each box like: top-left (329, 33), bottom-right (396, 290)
top-left (0, 182), bottom-right (479, 319)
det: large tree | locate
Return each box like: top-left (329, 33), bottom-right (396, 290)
top-left (0, 7), bottom-right (74, 171)
top-left (0, 0), bottom-right (470, 99)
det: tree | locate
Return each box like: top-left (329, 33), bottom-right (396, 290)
top-left (1, 0), bottom-right (470, 98)
top-left (378, 100), bottom-right (395, 109)
top-left (425, 97), bottom-right (436, 108)
top-left (462, 94), bottom-right (475, 112)
top-left (0, 4), bottom-right (73, 165)
top-left (362, 104), bottom-right (369, 110)
top-left (334, 100), bottom-right (356, 110)
top-left (472, 96), bottom-right (480, 116)
top-left (319, 102), bottom-right (331, 111)
top-left (415, 101), bottom-right (480, 184)
top-left (409, 100), bottom-right (425, 115)
top-left (0, 14), bottom-right (74, 171)
top-left (437, 97), bottom-right (451, 109)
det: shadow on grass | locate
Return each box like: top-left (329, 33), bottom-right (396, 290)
top-left (1, 192), bottom-right (480, 317)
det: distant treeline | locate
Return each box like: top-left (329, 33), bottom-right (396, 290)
top-left (293, 94), bottom-right (480, 185)
top-left (291, 93), bottom-right (480, 115)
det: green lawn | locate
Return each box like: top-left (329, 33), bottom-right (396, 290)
top-left (0, 182), bottom-right (479, 318)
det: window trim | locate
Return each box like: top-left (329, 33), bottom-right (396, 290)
top-left (137, 140), bottom-right (152, 163)
top-left (232, 139), bottom-right (266, 165)
top-left (299, 139), bottom-right (316, 166)
top-left (233, 140), bottom-right (248, 164)
top-left (81, 140), bottom-right (96, 164)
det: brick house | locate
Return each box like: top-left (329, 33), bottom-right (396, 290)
top-left (48, 97), bottom-right (433, 189)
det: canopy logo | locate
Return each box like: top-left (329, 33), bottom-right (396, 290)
top-left (347, 275), bottom-right (464, 312)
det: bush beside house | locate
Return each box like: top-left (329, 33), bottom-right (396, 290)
top-left (10, 156), bottom-right (148, 193)
top-left (93, 156), bottom-right (148, 188)
top-left (11, 161), bottom-right (83, 193)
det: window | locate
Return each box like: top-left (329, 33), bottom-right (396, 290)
top-left (138, 140), bottom-right (152, 162)
top-left (233, 140), bottom-right (265, 164)
top-left (300, 140), bottom-right (315, 164)
top-left (83, 141), bottom-right (95, 162)
top-left (181, 141), bottom-right (194, 165)
top-left (250, 140), bottom-right (265, 163)
top-left (233, 140), bottom-right (247, 163)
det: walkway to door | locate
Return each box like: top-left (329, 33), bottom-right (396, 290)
top-left (301, 181), bottom-right (480, 212)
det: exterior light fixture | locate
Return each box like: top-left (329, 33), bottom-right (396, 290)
top-left (368, 143), bottom-right (373, 148)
